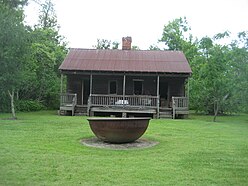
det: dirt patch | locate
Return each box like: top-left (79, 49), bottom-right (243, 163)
top-left (80, 137), bottom-right (159, 150)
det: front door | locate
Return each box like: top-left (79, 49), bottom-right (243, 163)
top-left (82, 79), bottom-right (90, 105)
top-left (133, 80), bottom-right (143, 95)
top-left (160, 82), bottom-right (169, 107)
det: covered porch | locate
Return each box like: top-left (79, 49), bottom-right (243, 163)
top-left (59, 72), bottom-right (189, 119)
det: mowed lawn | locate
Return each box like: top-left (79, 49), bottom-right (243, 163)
top-left (0, 111), bottom-right (248, 185)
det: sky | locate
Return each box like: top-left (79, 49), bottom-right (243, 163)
top-left (24, 0), bottom-right (248, 50)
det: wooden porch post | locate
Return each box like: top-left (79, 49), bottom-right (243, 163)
top-left (172, 97), bottom-right (176, 119)
top-left (87, 73), bottom-right (93, 116)
top-left (123, 74), bottom-right (126, 101)
top-left (60, 74), bottom-right (63, 94)
top-left (60, 74), bottom-right (63, 115)
top-left (90, 73), bottom-right (93, 95)
top-left (187, 78), bottom-right (189, 106)
top-left (122, 74), bottom-right (126, 117)
top-left (157, 75), bottom-right (160, 119)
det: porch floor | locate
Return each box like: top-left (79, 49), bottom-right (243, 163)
top-left (74, 105), bottom-right (173, 118)
top-left (91, 107), bottom-right (156, 118)
top-left (64, 105), bottom-right (187, 119)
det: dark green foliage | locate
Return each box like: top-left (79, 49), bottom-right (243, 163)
top-left (20, 28), bottom-right (66, 107)
top-left (21, 0), bottom-right (67, 109)
top-left (16, 100), bottom-right (46, 111)
top-left (0, 3), bottom-right (29, 117)
top-left (0, 5), bottom-right (27, 89)
top-left (161, 17), bottom-right (248, 116)
top-left (0, 0), bottom-right (67, 114)
top-left (228, 40), bottom-right (248, 112)
top-left (0, 92), bottom-right (10, 112)
top-left (0, 0), bottom-right (28, 8)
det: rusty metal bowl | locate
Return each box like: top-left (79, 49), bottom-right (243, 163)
top-left (87, 118), bottom-right (150, 144)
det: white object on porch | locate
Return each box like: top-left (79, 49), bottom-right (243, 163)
top-left (115, 100), bottom-right (129, 105)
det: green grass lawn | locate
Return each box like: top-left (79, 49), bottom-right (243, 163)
top-left (0, 111), bottom-right (248, 185)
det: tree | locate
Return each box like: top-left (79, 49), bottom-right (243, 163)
top-left (93, 39), bottom-right (120, 49)
top-left (37, 0), bottom-right (58, 29)
top-left (160, 17), bottom-right (248, 119)
top-left (149, 45), bottom-right (161, 50)
top-left (160, 17), bottom-right (190, 50)
top-left (202, 44), bottom-right (230, 121)
top-left (189, 32), bottom-right (237, 120)
top-left (0, 3), bottom-right (28, 118)
top-left (94, 39), bottom-right (111, 49)
top-left (131, 45), bottom-right (140, 50)
top-left (160, 17), bottom-right (198, 63)
top-left (237, 31), bottom-right (248, 48)
top-left (227, 32), bottom-right (248, 112)
top-left (18, 0), bottom-right (67, 109)
top-left (0, 0), bottom-right (28, 8)
top-left (0, 0), bottom-right (67, 114)
top-left (112, 41), bottom-right (119, 49)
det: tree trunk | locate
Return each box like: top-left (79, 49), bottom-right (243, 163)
top-left (213, 94), bottom-right (229, 122)
top-left (213, 100), bottom-right (219, 122)
top-left (8, 89), bottom-right (17, 119)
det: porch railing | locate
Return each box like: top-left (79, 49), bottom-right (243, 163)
top-left (172, 97), bottom-right (189, 119)
top-left (89, 94), bottom-right (158, 108)
top-left (60, 93), bottom-right (77, 107)
top-left (60, 93), bottom-right (77, 115)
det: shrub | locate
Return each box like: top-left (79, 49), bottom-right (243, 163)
top-left (16, 100), bottom-right (46, 112)
top-left (0, 92), bottom-right (10, 113)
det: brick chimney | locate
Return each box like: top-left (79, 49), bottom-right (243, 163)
top-left (122, 36), bottom-right (132, 50)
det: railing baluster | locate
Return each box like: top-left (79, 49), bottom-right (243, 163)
top-left (172, 97), bottom-right (188, 109)
top-left (89, 94), bottom-right (158, 108)
top-left (60, 93), bottom-right (77, 107)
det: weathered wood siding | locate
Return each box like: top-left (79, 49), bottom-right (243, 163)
top-left (168, 78), bottom-right (185, 97)
top-left (66, 74), bottom-right (187, 107)
top-left (125, 76), bottom-right (157, 95)
top-left (92, 75), bottom-right (123, 95)
top-left (91, 76), bottom-right (158, 96)
top-left (67, 74), bottom-right (90, 105)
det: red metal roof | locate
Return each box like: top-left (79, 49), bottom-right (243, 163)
top-left (59, 48), bottom-right (192, 74)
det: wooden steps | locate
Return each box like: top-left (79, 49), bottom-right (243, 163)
top-left (159, 108), bottom-right (172, 118)
top-left (75, 105), bottom-right (88, 116)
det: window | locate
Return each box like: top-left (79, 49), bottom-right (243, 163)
top-left (109, 81), bottom-right (117, 94)
top-left (133, 80), bottom-right (143, 95)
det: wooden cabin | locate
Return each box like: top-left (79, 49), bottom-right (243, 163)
top-left (59, 37), bottom-right (192, 118)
